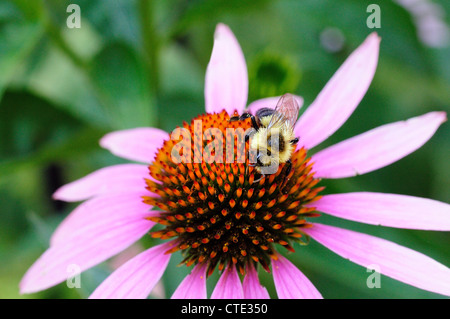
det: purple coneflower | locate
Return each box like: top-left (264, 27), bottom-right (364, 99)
top-left (20, 24), bottom-right (450, 299)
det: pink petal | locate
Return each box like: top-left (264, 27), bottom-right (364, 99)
top-left (211, 264), bottom-right (244, 299)
top-left (246, 95), bottom-right (304, 116)
top-left (50, 192), bottom-right (154, 246)
top-left (20, 197), bottom-right (154, 294)
top-left (205, 23), bottom-right (248, 115)
top-left (243, 263), bottom-right (270, 299)
top-left (295, 32), bottom-right (380, 149)
top-left (304, 223), bottom-right (450, 296)
top-left (53, 164), bottom-right (149, 202)
top-left (100, 127), bottom-right (168, 163)
top-left (311, 192), bottom-right (450, 231)
top-left (171, 263), bottom-right (207, 299)
top-left (272, 255), bottom-right (323, 299)
top-left (89, 242), bottom-right (173, 299)
top-left (311, 112), bottom-right (447, 178)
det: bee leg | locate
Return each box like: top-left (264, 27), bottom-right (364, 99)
top-left (282, 160), bottom-right (293, 186)
top-left (285, 160), bottom-right (292, 176)
top-left (253, 173), bottom-right (265, 183)
top-left (243, 113), bottom-right (259, 130)
top-left (230, 113), bottom-right (260, 130)
top-left (245, 128), bottom-right (256, 142)
top-left (290, 137), bottom-right (299, 145)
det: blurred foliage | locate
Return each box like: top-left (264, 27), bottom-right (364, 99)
top-left (0, 0), bottom-right (449, 299)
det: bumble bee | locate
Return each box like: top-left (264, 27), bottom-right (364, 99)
top-left (230, 93), bottom-right (300, 177)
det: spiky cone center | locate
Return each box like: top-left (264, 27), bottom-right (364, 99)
top-left (144, 110), bottom-right (324, 276)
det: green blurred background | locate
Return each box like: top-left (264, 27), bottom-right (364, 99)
top-left (0, 0), bottom-right (449, 299)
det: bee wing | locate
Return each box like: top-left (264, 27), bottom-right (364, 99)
top-left (267, 93), bottom-right (300, 130)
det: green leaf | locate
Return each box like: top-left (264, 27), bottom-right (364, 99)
top-left (11, 41), bottom-right (111, 128)
top-left (89, 43), bottom-right (157, 129)
top-left (0, 19), bottom-right (43, 100)
top-left (0, 126), bottom-right (104, 182)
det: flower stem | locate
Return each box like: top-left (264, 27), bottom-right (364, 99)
top-left (138, 0), bottom-right (160, 96)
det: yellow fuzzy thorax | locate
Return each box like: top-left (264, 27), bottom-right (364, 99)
top-left (250, 116), bottom-right (296, 166)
